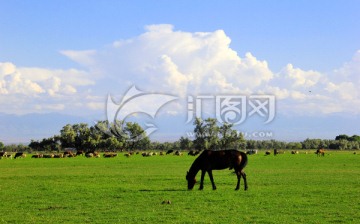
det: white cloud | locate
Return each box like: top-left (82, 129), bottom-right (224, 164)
top-left (58, 24), bottom-right (360, 116)
top-left (2, 24), bottom-right (360, 117)
top-left (0, 62), bottom-right (96, 114)
top-left (0, 62), bottom-right (45, 95)
top-left (61, 24), bottom-right (274, 96)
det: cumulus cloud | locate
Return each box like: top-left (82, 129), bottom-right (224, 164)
top-left (2, 24), bottom-right (360, 117)
top-left (0, 62), bottom-right (45, 95)
top-left (0, 62), bottom-right (96, 114)
top-left (59, 24), bottom-right (360, 116)
top-left (61, 24), bottom-right (274, 97)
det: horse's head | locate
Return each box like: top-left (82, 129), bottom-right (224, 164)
top-left (186, 171), bottom-right (196, 190)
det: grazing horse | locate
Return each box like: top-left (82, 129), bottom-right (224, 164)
top-left (186, 150), bottom-right (248, 191)
top-left (316, 149), bottom-right (325, 157)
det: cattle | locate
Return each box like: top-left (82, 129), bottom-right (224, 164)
top-left (166, 150), bottom-right (174, 155)
top-left (76, 150), bottom-right (85, 156)
top-left (32, 154), bottom-right (43, 158)
top-left (85, 153), bottom-right (94, 158)
top-left (43, 154), bottom-right (55, 158)
top-left (246, 150), bottom-right (258, 155)
top-left (188, 150), bottom-right (200, 156)
top-left (3, 154), bottom-right (13, 159)
top-left (14, 152), bottom-right (26, 159)
top-left (123, 153), bottom-right (131, 158)
top-left (265, 151), bottom-right (271, 155)
top-left (86, 150), bottom-right (99, 157)
top-left (63, 151), bottom-right (75, 157)
top-left (103, 153), bottom-right (118, 158)
top-left (291, 150), bottom-right (299, 154)
top-left (0, 152), bottom-right (7, 158)
top-left (54, 154), bottom-right (64, 158)
top-left (174, 151), bottom-right (183, 156)
top-left (142, 152), bottom-right (154, 157)
top-left (1, 152), bottom-right (13, 159)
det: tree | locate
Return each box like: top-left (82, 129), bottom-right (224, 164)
top-left (335, 134), bottom-right (350, 141)
top-left (123, 122), bottom-right (150, 151)
top-left (72, 123), bottom-right (92, 149)
top-left (59, 124), bottom-right (76, 148)
top-left (193, 118), bottom-right (207, 150)
top-left (350, 135), bottom-right (360, 142)
top-left (192, 117), bottom-right (244, 150)
top-left (219, 123), bottom-right (244, 149)
top-left (179, 137), bottom-right (193, 150)
top-left (0, 141), bottom-right (4, 150)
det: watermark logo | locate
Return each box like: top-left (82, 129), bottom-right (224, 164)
top-left (103, 85), bottom-right (276, 139)
top-left (186, 95), bottom-right (275, 124)
top-left (105, 85), bottom-right (177, 139)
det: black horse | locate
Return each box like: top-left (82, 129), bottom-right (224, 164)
top-left (186, 150), bottom-right (248, 191)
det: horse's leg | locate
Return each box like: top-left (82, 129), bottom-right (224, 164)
top-left (199, 170), bottom-right (205, 190)
top-left (241, 171), bottom-right (248, 191)
top-left (208, 170), bottom-right (216, 190)
top-left (235, 170), bottom-right (241, 190)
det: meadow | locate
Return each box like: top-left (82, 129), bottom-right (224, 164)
top-left (0, 151), bottom-right (359, 224)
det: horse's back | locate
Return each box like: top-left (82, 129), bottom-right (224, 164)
top-left (199, 150), bottom-right (247, 170)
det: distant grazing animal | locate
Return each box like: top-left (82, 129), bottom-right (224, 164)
top-left (63, 151), bottom-right (75, 157)
top-left (265, 151), bottom-right (271, 155)
top-left (246, 150), bottom-right (257, 155)
top-left (316, 149), bottom-right (325, 157)
top-left (186, 150), bottom-right (248, 191)
top-left (188, 150), bottom-right (200, 156)
top-left (104, 153), bottom-right (118, 158)
top-left (291, 150), bottom-right (299, 154)
top-left (85, 153), bottom-right (94, 158)
top-left (87, 150), bottom-right (100, 157)
top-left (1, 152), bottom-right (13, 159)
top-left (166, 150), bottom-right (174, 155)
top-left (32, 154), bottom-right (43, 158)
top-left (274, 149), bottom-right (278, 156)
top-left (174, 151), bottom-right (183, 156)
top-left (14, 152), bottom-right (26, 159)
top-left (53, 154), bottom-right (64, 158)
top-left (43, 154), bottom-right (54, 158)
top-left (5, 154), bottom-right (13, 159)
top-left (76, 150), bottom-right (85, 156)
top-left (142, 152), bottom-right (150, 157)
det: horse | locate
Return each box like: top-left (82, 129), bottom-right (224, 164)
top-left (316, 149), bottom-right (325, 157)
top-left (186, 150), bottom-right (248, 191)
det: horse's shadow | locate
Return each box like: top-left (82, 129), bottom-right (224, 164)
top-left (139, 189), bottom-right (187, 192)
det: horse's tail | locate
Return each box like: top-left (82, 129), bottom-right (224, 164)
top-left (239, 151), bottom-right (248, 170)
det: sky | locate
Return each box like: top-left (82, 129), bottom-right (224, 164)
top-left (0, 1), bottom-right (359, 144)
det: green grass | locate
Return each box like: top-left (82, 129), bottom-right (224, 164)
top-left (0, 151), bottom-right (359, 223)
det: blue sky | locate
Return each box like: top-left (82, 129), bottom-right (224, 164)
top-left (0, 1), bottom-right (359, 143)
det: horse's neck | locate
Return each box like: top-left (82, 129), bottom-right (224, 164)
top-left (188, 159), bottom-right (201, 177)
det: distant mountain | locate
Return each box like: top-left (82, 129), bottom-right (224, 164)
top-left (0, 111), bottom-right (358, 145)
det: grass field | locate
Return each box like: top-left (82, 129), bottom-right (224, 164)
top-left (1, 151), bottom-right (359, 224)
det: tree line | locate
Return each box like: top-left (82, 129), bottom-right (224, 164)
top-left (0, 118), bottom-right (359, 152)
